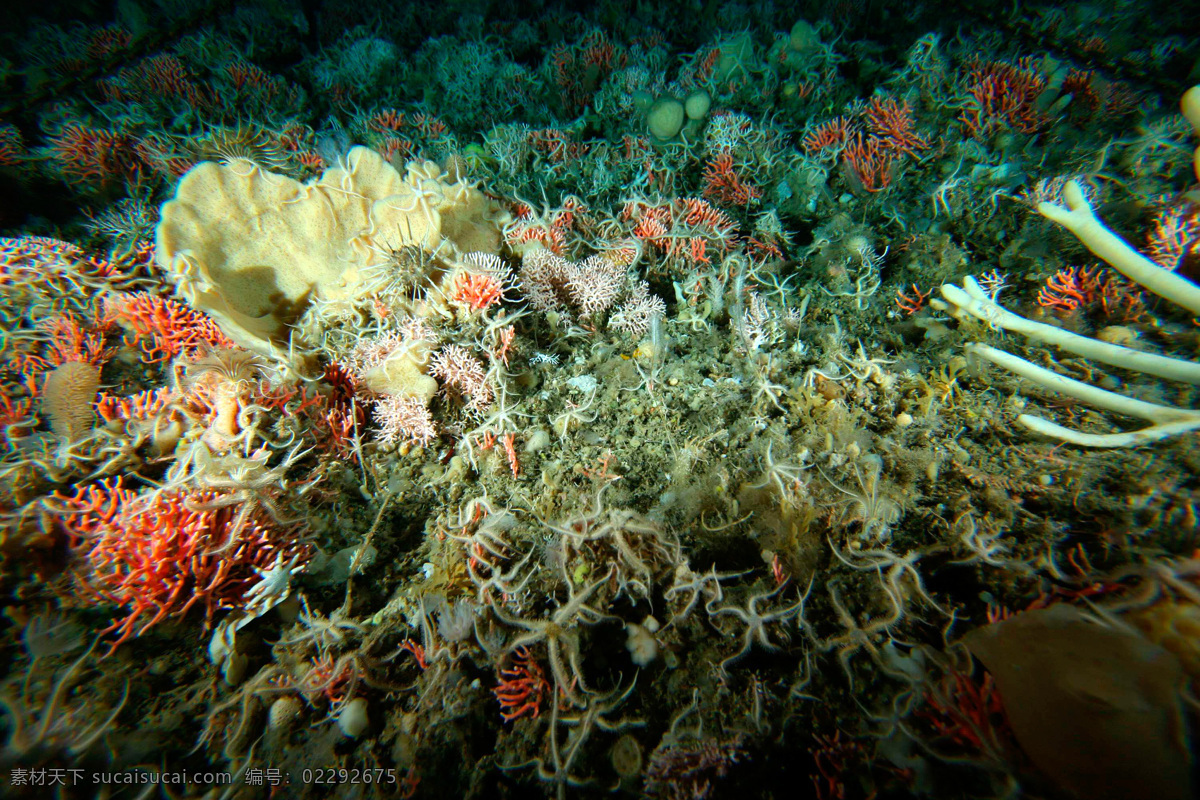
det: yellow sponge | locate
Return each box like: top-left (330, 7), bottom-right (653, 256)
top-left (156, 148), bottom-right (507, 366)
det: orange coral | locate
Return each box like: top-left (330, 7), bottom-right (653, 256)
top-left (451, 271), bottom-right (504, 312)
top-left (702, 151), bottom-right (762, 206)
top-left (56, 480), bottom-right (309, 651)
top-left (109, 293), bottom-right (234, 363)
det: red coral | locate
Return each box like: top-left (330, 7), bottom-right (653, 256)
top-left (451, 270), bottom-right (504, 313)
top-left (95, 388), bottom-right (178, 425)
top-left (895, 283), bottom-right (931, 316)
top-left (623, 198), bottom-right (737, 272)
top-left (802, 116), bottom-right (854, 155)
top-left (11, 309), bottom-right (115, 395)
top-left (550, 31), bottom-right (626, 114)
top-left (42, 312), bottom-right (115, 368)
top-left (842, 132), bottom-right (897, 193)
top-left (108, 293), bottom-right (234, 363)
top-left (55, 480), bottom-right (309, 651)
top-left (865, 96), bottom-right (929, 156)
top-left (702, 151), bottom-right (762, 206)
top-left (0, 124), bottom-right (24, 167)
top-left (1037, 265), bottom-right (1144, 321)
top-left (493, 646), bottom-right (548, 722)
top-left (0, 394), bottom-right (34, 445)
top-left (961, 58), bottom-right (1049, 138)
top-left (48, 125), bottom-right (147, 191)
top-left (84, 26), bottom-right (132, 61)
top-left (915, 666), bottom-right (1014, 760)
top-left (1037, 265), bottom-right (1103, 312)
top-left (368, 109), bottom-right (407, 132)
top-left (99, 54), bottom-right (212, 111)
top-left (1146, 203), bottom-right (1200, 278)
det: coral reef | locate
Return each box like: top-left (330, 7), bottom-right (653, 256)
top-left (0, 2), bottom-right (1197, 799)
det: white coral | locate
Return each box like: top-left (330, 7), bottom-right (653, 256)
top-left (609, 281), bottom-right (666, 337)
top-left (935, 85), bottom-right (1200, 448)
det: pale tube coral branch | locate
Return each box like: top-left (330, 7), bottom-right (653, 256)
top-left (966, 343), bottom-right (1200, 448)
top-left (932, 84), bottom-right (1200, 447)
top-left (1034, 85), bottom-right (1200, 316)
top-left (937, 276), bottom-right (1200, 447)
top-left (939, 278), bottom-right (1200, 385)
top-left (1184, 85), bottom-right (1200, 199)
top-left (1037, 181), bottom-right (1200, 316)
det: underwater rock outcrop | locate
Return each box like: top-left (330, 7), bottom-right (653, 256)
top-left (964, 604), bottom-right (1192, 800)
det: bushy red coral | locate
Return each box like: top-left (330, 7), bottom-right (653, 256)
top-left (107, 292), bottom-right (234, 363)
top-left (48, 124), bottom-right (148, 192)
top-left (55, 480), bottom-right (309, 650)
top-left (702, 151), bottom-right (762, 206)
top-left (960, 58), bottom-right (1049, 137)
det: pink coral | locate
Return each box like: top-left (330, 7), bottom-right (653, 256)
top-left (449, 253), bottom-right (514, 314)
top-left (430, 344), bottom-right (493, 414)
top-left (518, 248), bottom-right (626, 320)
top-left (108, 293), bottom-right (234, 363)
top-left (373, 395), bottom-right (438, 447)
